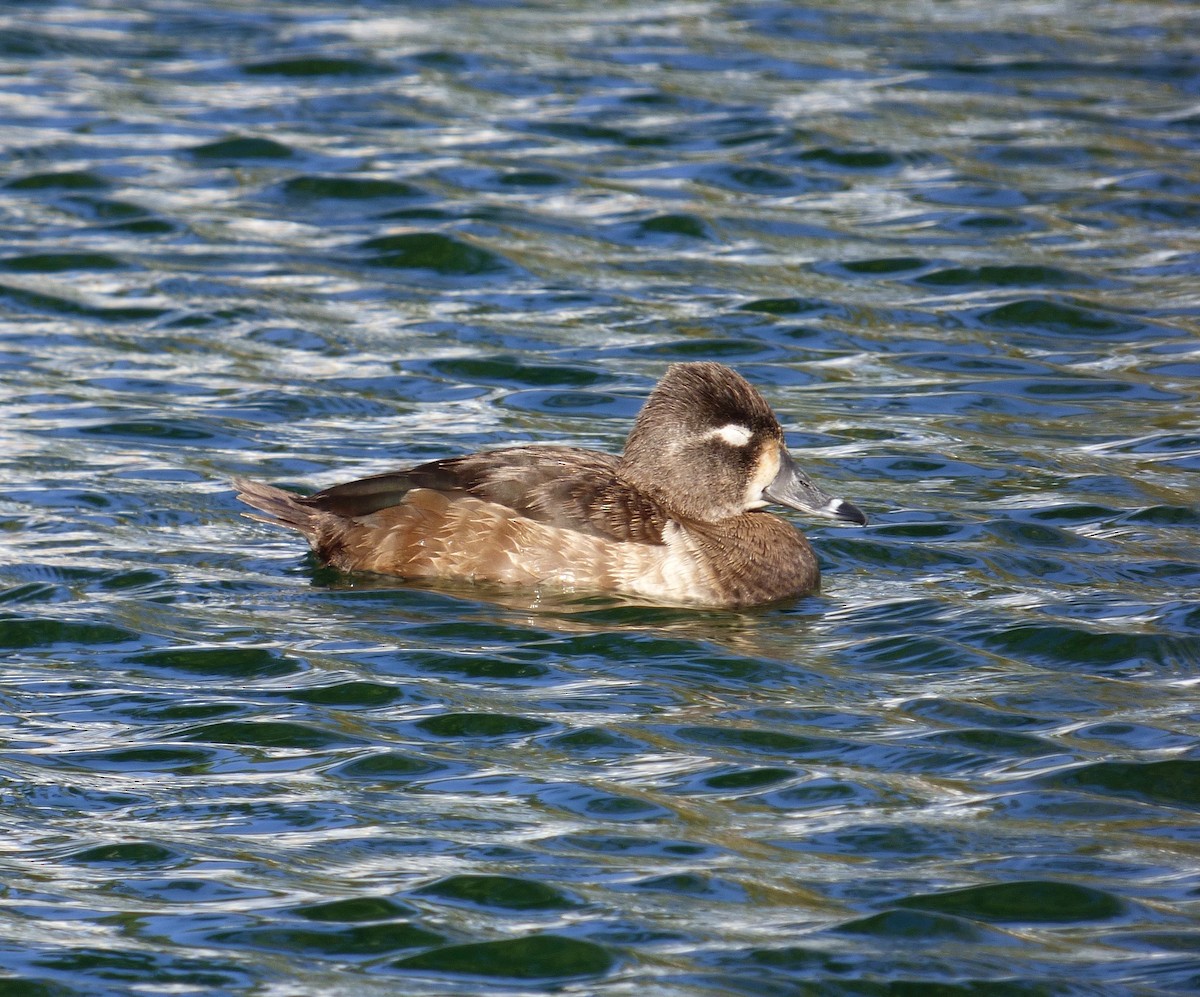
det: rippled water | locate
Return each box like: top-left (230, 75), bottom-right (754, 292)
top-left (2, 1), bottom-right (1199, 994)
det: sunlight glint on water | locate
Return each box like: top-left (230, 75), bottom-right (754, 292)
top-left (0, 1), bottom-right (1198, 994)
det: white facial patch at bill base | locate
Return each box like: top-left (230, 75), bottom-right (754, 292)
top-left (743, 443), bottom-right (781, 510)
top-left (705, 423), bottom-right (753, 447)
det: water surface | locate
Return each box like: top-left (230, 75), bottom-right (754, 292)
top-left (1, 1), bottom-right (1198, 994)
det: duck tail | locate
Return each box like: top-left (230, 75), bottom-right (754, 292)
top-left (232, 477), bottom-right (321, 537)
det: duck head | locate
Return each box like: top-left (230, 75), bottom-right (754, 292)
top-left (619, 361), bottom-right (868, 526)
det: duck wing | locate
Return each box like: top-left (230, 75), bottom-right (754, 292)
top-left (301, 445), bottom-right (668, 545)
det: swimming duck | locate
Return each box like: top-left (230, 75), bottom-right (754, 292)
top-left (234, 361), bottom-right (866, 608)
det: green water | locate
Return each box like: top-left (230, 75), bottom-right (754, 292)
top-left (1, 1), bottom-right (1198, 994)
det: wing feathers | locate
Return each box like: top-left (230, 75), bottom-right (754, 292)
top-left (297, 446), bottom-right (668, 545)
top-left (235, 446), bottom-right (682, 592)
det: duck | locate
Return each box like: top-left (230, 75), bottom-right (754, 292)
top-left (233, 361), bottom-right (867, 608)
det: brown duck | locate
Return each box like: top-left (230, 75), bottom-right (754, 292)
top-left (234, 361), bottom-right (867, 607)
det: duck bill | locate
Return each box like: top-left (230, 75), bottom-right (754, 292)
top-left (763, 449), bottom-right (868, 525)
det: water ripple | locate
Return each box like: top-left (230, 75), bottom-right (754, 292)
top-left (0, 1), bottom-right (1198, 995)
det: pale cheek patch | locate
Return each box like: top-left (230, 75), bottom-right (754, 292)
top-left (706, 423), bottom-right (753, 447)
top-left (743, 445), bottom-right (781, 510)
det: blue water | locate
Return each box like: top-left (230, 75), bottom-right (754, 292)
top-left (1, 1), bottom-right (1199, 994)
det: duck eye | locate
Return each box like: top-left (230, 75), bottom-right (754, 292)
top-left (706, 423), bottom-right (753, 447)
